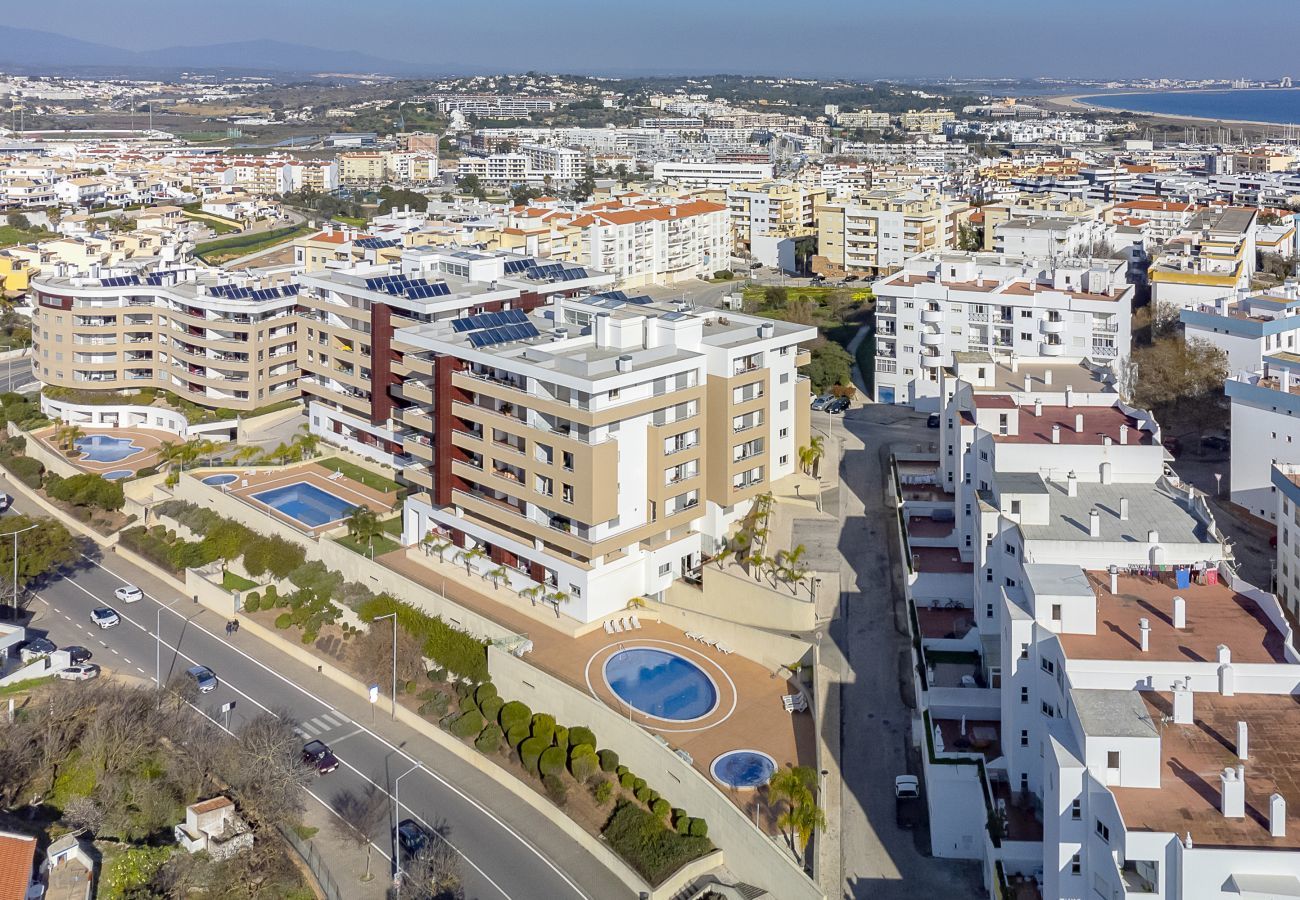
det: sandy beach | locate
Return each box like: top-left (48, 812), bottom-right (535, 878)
top-left (1042, 90), bottom-right (1300, 129)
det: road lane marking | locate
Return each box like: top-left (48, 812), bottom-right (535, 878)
top-left (76, 553), bottom-right (590, 900)
top-left (300, 720), bottom-right (321, 736)
top-left (329, 727), bottom-right (365, 745)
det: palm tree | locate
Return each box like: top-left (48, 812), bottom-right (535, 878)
top-left (456, 546), bottom-right (488, 576)
top-left (421, 531), bottom-right (451, 561)
top-left (485, 565), bottom-right (509, 589)
top-left (62, 424), bottom-right (84, 452)
top-left (712, 544), bottom-right (735, 569)
top-left (294, 424), bottom-right (320, 460)
top-left (520, 584), bottom-right (547, 607)
top-left (798, 436), bottom-right (825, 478)
top-left (229, 444), bottom-right (261, 467)
top-left (190, 438), bottom-right (220, 468)
top-left (781, 798), bottom-right (826, 865)
top-left (777, 545), bottom-right (810, 592)
top-left (767, 765), bottom-right (821, 863)
top-left (346, 507), bottom-right (384, 556)
top-left (546, 590), bottom-right (569, 617)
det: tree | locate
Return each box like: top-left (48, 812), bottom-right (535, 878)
top-left (956, 221), bottom-right (982, 251)
top-left (5, 213), bottom-right (29, 232)
top-left (222, 713), bottom-right (309, 830)
top-left (767, 764), bottom-right (823, 865)
top-left (292, 424), bottom-right (320, 460)
top-left (484, 565), bottom-right (508, 589)
top-left (402, 831), bottom-right (464, 899)
top-left (353, 619), bottom-right (426, 692)
top-left (802, 341), bottom-right (853, 393)
top-left (0, 515), bottom-right (79, 600)
top-left (456, 546), bottom-right (487, 576)
top-left (331, 785), bottom-right (388, 883)
top-left (1125, 335), bottom-right (1229, 443)
top-left (346, 506), bottom-right (385, 552)
top-left (455, 174), bottom-right (486, 200)
top-left (421, 531), bottom-right (452, 562)
top-left (798, 436), bottom-right (825, 478)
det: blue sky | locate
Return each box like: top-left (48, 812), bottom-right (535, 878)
top-left (6, 0), bottom-right (1297, 80)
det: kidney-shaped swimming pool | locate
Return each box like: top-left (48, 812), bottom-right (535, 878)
top-left (603, 647), bottom-right (718, 721)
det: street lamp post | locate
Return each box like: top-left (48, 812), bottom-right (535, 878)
top-left (0, 523), bottom-right (38, 620)
top-left (155, 596), bottom-right (181, 700)
top-left (374, 612), bottom-right (398, 719)
top-left (393, 760), bottom-right (424, 887)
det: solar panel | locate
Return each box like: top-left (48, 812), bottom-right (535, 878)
top-left (503, 257), bottom-right (536, 274)
top-left (429, 282), bottom-right (450, 296)
top-left (625, 295), bottom-right (652, 305)
top-left (145, 273), bottom-right (165, 286)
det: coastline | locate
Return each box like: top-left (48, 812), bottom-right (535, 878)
top-left (1044, 90), bottom-right (1299, 128)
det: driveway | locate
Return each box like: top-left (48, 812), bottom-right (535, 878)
top-left (821, 402), bottom-right (984, 899)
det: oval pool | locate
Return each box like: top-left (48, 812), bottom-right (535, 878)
top-left (101, 470), bottom-right (133, 481)
top-left (603, 647), bottom-right (718, 721)
top-left (202, 473), bottom-right (238, 487)
top-left (711, 749), bottom-right (777, 789)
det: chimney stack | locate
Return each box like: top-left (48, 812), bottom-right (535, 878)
top-left (1025, 374), bottom-right (1032, 392)
top-left (1010, 355), bottom-right (1019, 373)
top-left (1075, 413), bottom-right (1085, 433)
top-left (1173, 595), bottom-right (1186, 628)
top-left (1090, 508), bottom-right (1101, 538)
top-left (1139, 617), bottom-right (1150, 651)
top-left (1065, 386), bottom-right (1075, 408)
top-left (1052, 423), bottom-right (1061, 444)
top-left (1173, 678), bottom-right (1194, 724)
top-left (1272, 794), bottom-right (1287, 837)
top-left (1221, 766), bottom-right (1246, 818)
top-left (1237, 721), bottom-right (1249, 760)
top-left (1034, 398), bottom-right (1043, 417)
top-left (1109, 564), bottom-right (1119, 594)
top-left (1219, 644), bottom-right (1235, 696)
top-left (1120, 497), bottom-right (1129, 520)
top-left (1119, 423), bottom-right (1129, 445)
top-left (1067, 470), bottom-right (1078, 496)
top-left (1148, 529), bottom-right (1159, 544)
top-left (1045, 369), bottom-right (1053, 385)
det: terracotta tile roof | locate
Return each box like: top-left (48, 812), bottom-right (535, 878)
top-left (0, 832), bottom-right (36, 900)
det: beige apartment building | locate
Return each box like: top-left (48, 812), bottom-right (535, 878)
top-left (30, 266), bottom-right (300, 412)
top-left (337, 151), bottom-right (387, 186)
top-left (815, 189), bottom-right (962, 278)
top-left (979, 193), bottom-right (1111, 250)
top-left (394, 294), bottom-right (815, 621)
top-left (725, 180), bottom-right (825, 254)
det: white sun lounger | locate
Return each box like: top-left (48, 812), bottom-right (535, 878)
top-left (782, 695), bottom-right (796, 711)
top-left (716, 643), bottom-right (733, 655)
top-left (685, 632), bottom-right (702, 641)
top-left (604, 620), bottom-right (614, 635)
top-left (613, 619), bottom-right (624, 633)
top-left (630, 615), bottom-right (641, 629)
top-left (328, 470), bottom-right (344, 481)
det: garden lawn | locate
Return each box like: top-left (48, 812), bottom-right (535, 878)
top-left (222, 570), bottom-right (258, 592)
top-left (315, 456), bottom-right (401, 494)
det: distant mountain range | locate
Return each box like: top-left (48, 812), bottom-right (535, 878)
top-left (0, 26), bottom-right (427, 76)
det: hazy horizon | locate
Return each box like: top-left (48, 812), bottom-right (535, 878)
top-left (1, 0), bottom-right (1297, 81)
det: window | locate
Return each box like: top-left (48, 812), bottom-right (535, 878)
top-left (1020, 687), bottom-right (1029, 704)
top-left (1005, 542), bottom-right (1017, 557)
top-left (1107, 751), bottom-right (1120, 769)
top-left (1070, 853), bottom-right (1081, 876)
top-left (1052, 603), bottom-right (1062, 620)
top-left (1041, 658), bottom-right (1055, 675)
top-left (1020, 332), bottom-right (1032, 342)
top-left (1020, 643), bottom-right (1029, 659)
top-left (1010, 500), bottom-right (1021, 515)
top-left (1020, 729), bottom-right (1029, 747)
top-left (1095, 820), bottom-right (1110, 843)
top-left (986, 603), bottom-right (993, 618)
top-left (1071, 799), bottom-right (1081, 820)
top-left (979, 450), bottom-right (988, 461)
top-left (658, 562), bottom-right (672, 576)
top-left (1041, 701), bottom-right (1055, 717)
top-left (1020, 310), bottom-right (1033, 318)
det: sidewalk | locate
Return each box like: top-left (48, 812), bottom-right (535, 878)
top-left (296, 800), bottom-right (389, 900)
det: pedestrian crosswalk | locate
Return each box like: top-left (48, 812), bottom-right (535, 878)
top-left (293, 710), bottom-right (351, 738)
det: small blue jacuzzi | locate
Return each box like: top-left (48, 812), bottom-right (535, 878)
top-left (710, 750), bottom-right (777, 789)
top-left (202, 473), bottom-right (238, 487)
top-left (101, 470), bottom-right (133, 481)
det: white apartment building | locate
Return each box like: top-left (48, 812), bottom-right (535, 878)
top-left (1225, 352), bottom-right (1300, 520)
top-left (1150, 207), bottom-right (1258, 311)
top-left (521, 144), bottom-right (585, 182)
top-left (651, 161), bottom-right (775, 190)
top-left (991, 217), bottom-right (1112, 261)
top-left (456, 153), bottom-right (532, 185)
top-left (393, 295), bottom-right (815, 621)
top-left (1180, 282), bottom-right (1300, 372)
top-left (872, 252), bottom-right (1134, 409)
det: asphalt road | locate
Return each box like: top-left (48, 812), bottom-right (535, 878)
top-left (15, 504), bottom-right (630, 900)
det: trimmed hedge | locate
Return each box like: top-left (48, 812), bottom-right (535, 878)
top-left (357, 594), bottom-right (488, 683)
top-left (449, 709), bottom-right (484, 739)
top-left (620, 772), bottom-right (635, 790)
top-left (530, 713), bottom-right (555, 746)
top-left (651, 798), bottom-right (671, 818)
top-left (593, 779), bottom-right (613, 805)
top-left (599, 749), bottom-right (620, 773)
top-left (601, 801), bottom-right (713, 885)
top-left (479, 695), bottom-right (503, 724)
top-left (569, 748), bottom-right (598, 782)
top-left (569, 726), bottom-right (596, 749)
top-left (505, 723), bottom-right (530, 749)
top-left (539, 746), bottom-right (567, 778)
top-left (4, 455), bottom-right (43, 488)
top-left (475, 724), bottom-right (502, 754)
top-left (519, 737), bottom-right (547, 775)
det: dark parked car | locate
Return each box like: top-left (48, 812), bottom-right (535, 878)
top-left (0, 494), bottom-right (12, 512)
top-left (1201, 435), bottom-right (1230, 453)
top-left (301, 739), bottom-right (340, 775)
top-left (826, 397), bottom-right (851, 414)
top-left (396, 819), bottom-right (434, 859)
top-left (186, 665), bottom-right (218, 694)
top-left (20, 638), bottom-right (56, 662)
top-left (927, 413), bottom-right (941, 429)
top-left (65, 646), bottom-right (92, 664)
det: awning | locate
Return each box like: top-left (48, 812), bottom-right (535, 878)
top-left (1226, 873), bottom-right (1300, 898)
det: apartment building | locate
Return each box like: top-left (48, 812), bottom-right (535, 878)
top-left (914, 358), bottom-right (1300, 899)
top-left (725, 180), bottom-right (824, 255)
top-left (835, 110), bottom-right (891, 129)
top-left (393, 295), bottom-right (815, 620)
top-left (434, 95), bottom-right (559, 117)
top-left (297, 248), bottom-right (612, 466)
top-left (814, 189), bottom-right (962, 279)
top-left (288, 160), bottom-right (339, 193)
top-left (30, 264), bottom-right (300, 412)
top-left (1224, 352), bottom-right (1300, 520)
top-left (991, 217), bottom-right (1112, 261)
top-left (1180, 282), bottom-right (1300, 371)
top-left (455, 153), bottom-right (531, 185)
top-left (872, 252), bottom-right (1134, 408)
top-left (1150, 207), bottom-right (1258, 310)
top-left (456, 144), bottom-right (584, 185)
top-left (338, 152), bottom-right (388, 186)
top-left (650, 161), bottom-right (775, 190)
top-left (898, 109), bottom-right (956, 133)
top-left (979, 193), bottom-right (1110, 251)
top-left (1110, 200), bottom-right (1196, 244)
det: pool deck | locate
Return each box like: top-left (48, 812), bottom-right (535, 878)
top-left (35, 425), bottom-right (171, 475)
top-left (201, 463), bottom-right (398, 536)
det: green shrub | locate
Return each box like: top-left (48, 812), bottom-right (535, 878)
top-left (505, 723), bottom-right (530, 749)
top-left (475, 683), bottom-right (498, 706)
top-left (632, 778), bottom-right (647, 793)
top-left (651, 798), bottom-right (671, 818)
top-left (593, 779), bottom-right (614, 805)
top-left (357, 594), bottom-right (488, 682)
top-left (499, 700), bottom-right (531, 733)
top-left (242, 594), bottom-right (260, 613)
top-left (135, 466), bottom-right (159, 478)
top-left (449, 709), bottom-right (484, 739)
top-left (417, 699), bottom-right (441, 717)
top-left (404, 679), bottom-right (419, 694)
top-left (456, 682), bottom-right (475, 704)
top-left (428, 666), bottom-right (447, 682)
top-left (675, 816), bottom-right (691, 836)
top-left (599, 750), bottom-right (620, 773)
top-left (538, 746), bottom-right (567, 778)
top-left (601, 801), bottom-right (713, 885)
top-left (619, 772), bottom-right (635, 790)
top-left (553, 726), bottom-right (569, 751)
top-left (264, 584), bottom-right (279, 605)
top-left (569, 726), bottom-right (596, 749)
top-left (530, 713), bottom-right (556, 746)
top-left (475, 724), bottom-right (502, 753)
top-left (274, 612), bottom-right (292, 629)
top-left (635, 786), bottom-right (652, 804)
top-left (688, 818), bottom-right (708, 838)
top-left (47, 472), bottom-right (125, 511)
top-left (479, 695), bottom-right (503, 724)
top-left (615, 764), bottom-right (628, 778)
top-left (4, 455), bottom-right (43, 488)
top-left (569, 748), bottom-right (598, 782)
top-left (543, 773), bottom-right (568, 805)
top-left (519, 737), bottom-right (547, 776)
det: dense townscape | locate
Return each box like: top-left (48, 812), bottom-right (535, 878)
top-left (0, 17), bottom-right (1295, 900)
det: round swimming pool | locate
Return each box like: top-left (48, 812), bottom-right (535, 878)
top-left (711, 749), bottom-right (777, 789)
top-left (101, 469), bottom-right (133, 481)
top-left (603, 647), bottom-right (718, 721)
top-left (202, 473), bottom-right (238, 487)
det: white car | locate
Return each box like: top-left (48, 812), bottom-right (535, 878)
top-left (114, 585), bottom-right (143, 604)
top-left (91, 607), bottom-right (120, 629)
top-left (58, 664), bottom-right (100, 682)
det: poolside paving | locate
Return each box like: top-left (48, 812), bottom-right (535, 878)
top-left (35, 425), bottom-right (171, 476)
top-left (201, 462), bottom-right (398, 536)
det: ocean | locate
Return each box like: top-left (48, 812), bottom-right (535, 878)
top-left (1079, 89), bottom-right (1300, 125)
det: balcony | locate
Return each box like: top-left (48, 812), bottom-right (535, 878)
top-left (919, 351), bottom-right (944, 368)
top-left (920, 329), bottom-right (944, 347)
top-left (967, 311), bottom-right (989, 323)
top-left (403, 434), bottom-right (435, 461)
top-left (1040, 341), bottom-right (1066, 357)
top-left (1040, 317), bottom-right (1066, 335)
top-left (1093, 319), bottom-right (1120, 333)
top-left (920, 308), bottom-right (943, 325)
top-left (1090, 344), bottom-right (1119, 358)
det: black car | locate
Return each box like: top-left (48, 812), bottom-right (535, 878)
top-left (1201, 435), bottom-right (1230, 452)
top-left (301, 739), bottom-right (340, 775)
top-left (396, 819), bottom-right (434, 858)
top-left (926, 413), bottom-right (941, 429)
top-left (65, 646), bottom-right (92, 664)
top-left (0, 494), bottom-right (12, 512)
top-left (20, 637), bottom-right (56, 661)
top-left (826, 397), bottom-right (851, 414)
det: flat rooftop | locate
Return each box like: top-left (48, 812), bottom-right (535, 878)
top-left (988, 404), bottom-right (1150, 446)
top-left (1113, 692), bottom-right (1300, 849)
top-left (974, 361), bottom-right (1114, 396)
top-left (1017, 480), bottom-right (1210, 545)
top-left (1058, 572), bottom-right (1288, 664)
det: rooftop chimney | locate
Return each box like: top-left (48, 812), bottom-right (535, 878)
top-left (1237, 721), bottom-right (1249, 760)
top-left (1090, 508), bottom-right (1102, 538)
top-left (1103, 436), bottom-right (1113, 447)
top-left (1148, 529), bottom-right (1159, 544)
top-left (1139, 616), bottom-right (1150, 651)
top-left (1120, 497), bottom-right (1129, 520)
top-left (759, 322), bottom-right (775, 339)
top-left (1173, 595), bottom-right (1186, 628)
top-left (1010, 355), bottom-right (1019, 373)
top-left (1044, 369), bottom-right (1053, 385)
top-left (616, 355), bottom-right (632, 374)
top-left (1065, 386), bottom-right (1075, 408)
top-left (1221, 766), bottom-right (1246, 819)
top-left (1272, 794), bottom-right (1287, 838)
top-left (1119, 424), bottom-right (1129, 445)
top-left (1024, 374), bottom-right (1032, 392)
top-left (1067, 470), bottom-right (1078, 496)
top-left (1034, 398), bottom-right (1043, 417)
top-left (1109, 565), bottom-right (1119, 594)
top-left (1218, 644), bottom-right (1232, 665)
top-left (1052, 424), bottom-right (1061, 444)
top-left (1075, 413), bottom-right (1085, 433)
top-left (1173, 678), bottom-right (1194, 724)
top-left (1219, 644), bottom-right (1235, 696)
